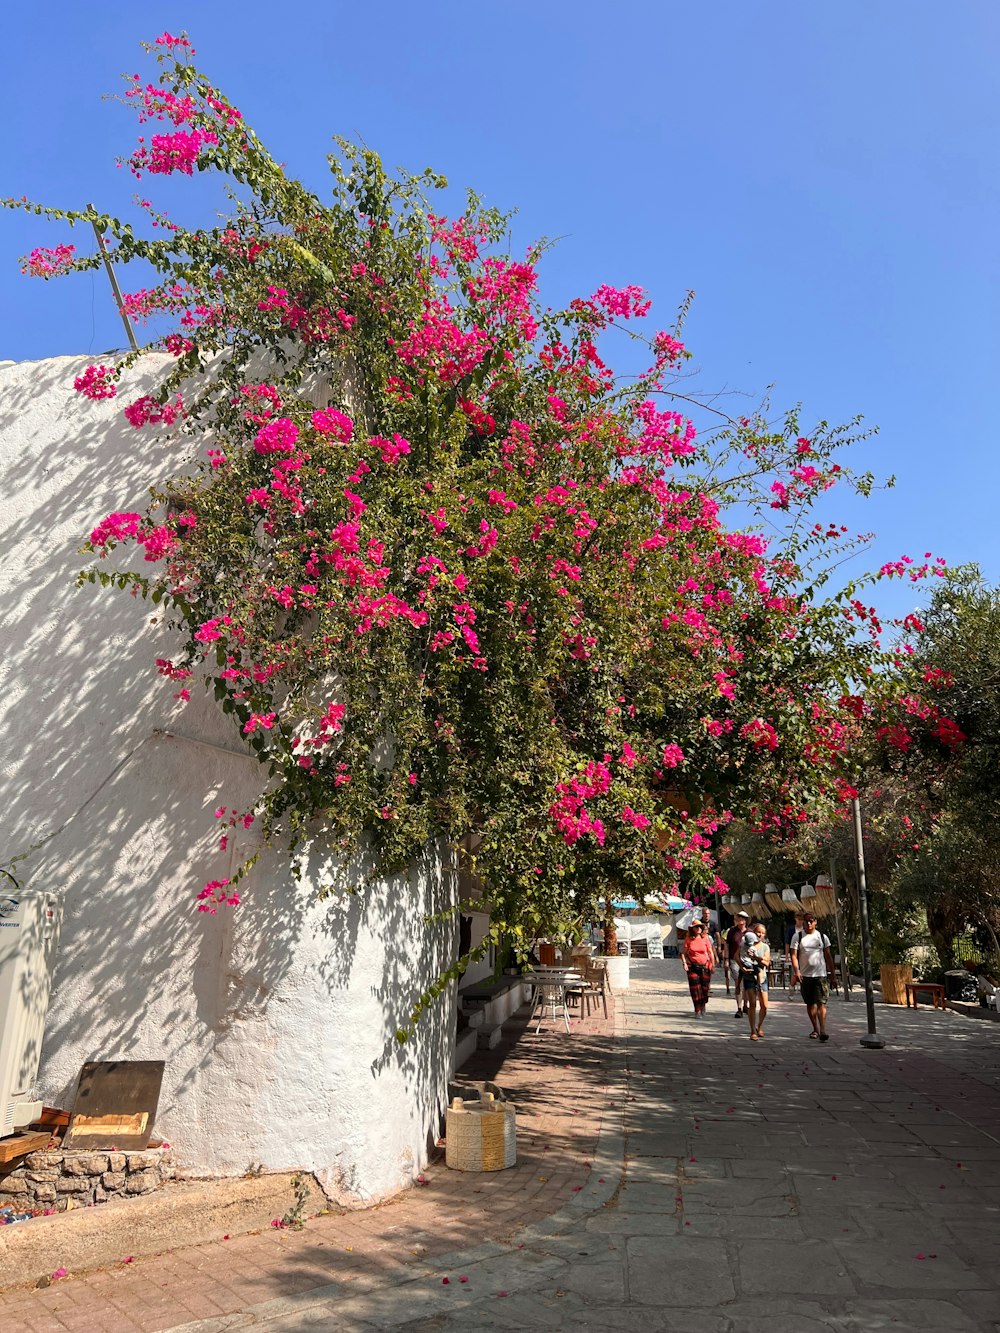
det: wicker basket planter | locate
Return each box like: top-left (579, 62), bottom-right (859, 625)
top-left (445, 1093), bottom-right (516, 1172)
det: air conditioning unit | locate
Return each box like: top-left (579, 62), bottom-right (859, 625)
top-left (0, 890), bottom-right (62, 1136)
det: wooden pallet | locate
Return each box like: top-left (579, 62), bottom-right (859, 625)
top-left (0, 1130), bottom-right (52, 1164)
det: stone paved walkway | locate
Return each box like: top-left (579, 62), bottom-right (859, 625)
top-left (4, 961), bottom-right (1000, 1331)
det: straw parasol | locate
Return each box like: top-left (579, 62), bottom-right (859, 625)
top-left (764, 882), bottom-right (784, 913)
top-left (780, 886), bottom-right (804, 913)
top-left (749, 891), bottom-right (771, 920)
top-left (812, 874), bottom-right (837, 916)
top-left (798, 882), bottom-right (819, 919)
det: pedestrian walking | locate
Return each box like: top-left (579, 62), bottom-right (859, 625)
top-left (741, 921), bottom-right (771, 1040)
top-left (700, 905), bottom-right (719, 951)
top-left (727, 910), bottom-right (750, 1016)
top-left (681, 919), bottom-right (717, 1016)
top-left (784, 911), bottom-right (805, 990)
top-left (718, 922), bottom-right (732, 995)
top-left (792, 912), bottom-right (835, 1041)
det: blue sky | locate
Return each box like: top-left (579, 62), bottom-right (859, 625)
top-left (3, 2), bottom-right (996, 619)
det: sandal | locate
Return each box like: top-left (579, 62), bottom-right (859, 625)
top-left (749, 1032), bottom-right (759, 1041)
top-left (809, 1031), bottom-right (819, 1039)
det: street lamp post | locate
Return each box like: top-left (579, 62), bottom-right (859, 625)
top-left (851, 795), bottom-right (885, 1049)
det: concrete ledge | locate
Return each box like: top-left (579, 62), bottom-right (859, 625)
top-left (454, 1026), bottom-right (479, 1069)
top-left (459, 980), bottom-right (527, 1033)
top-left (948, 998), bottom-right (1000, 1022)
top-left (0, 1171), bottom-right (319, 1290)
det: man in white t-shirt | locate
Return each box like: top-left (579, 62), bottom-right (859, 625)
top-left (792, 913), bottom-right (835, 1042)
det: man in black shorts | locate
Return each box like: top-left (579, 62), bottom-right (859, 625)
top-left (792, 913), bottom-right (835, 1041)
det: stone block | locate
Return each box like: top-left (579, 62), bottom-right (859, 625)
top-left (0, 1176), bottom-right (28, 1195)
top-left (31, 1183), bottom-right (57, 1202)
top-left (102, 1171), bottom-right (126, 1191)
top-left (64, 1154), bottom-right (109, 1176)
top-left (26, 1167), bottom-right (61, 1182)
top-left (477, 1026), bottom-right (503, 1050)
top-left (92, 1185), bottom-right (108, 1204)
top-left (55, 1175), bottom-right (92, 1193)
top-left (126, 1152), bottom-right (159, 1171)
top-left (107, 1153), bottom-right (126, 1171)
top-left (125, 1168), bottom-right (159, 1194)
top-left (25, 1152), bottom-right (60, 1171)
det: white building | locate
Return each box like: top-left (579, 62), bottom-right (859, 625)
top-left (0, 354), bottom-right (458, 1205)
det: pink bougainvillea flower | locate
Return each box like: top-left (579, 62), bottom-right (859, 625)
top-left (74, 364), bottom-right (117, 400)
top-left (21, 244), bottom-right (76, 278)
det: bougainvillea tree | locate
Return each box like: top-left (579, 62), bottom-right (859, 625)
top-left (6, 33), bottom-right (951, 1007)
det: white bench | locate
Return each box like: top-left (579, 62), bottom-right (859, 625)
top-left (459, 978), bottom-right (529, 1050)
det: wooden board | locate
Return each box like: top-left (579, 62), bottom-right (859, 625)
top-left (63, 1061), bottom-right (165, 1151)
top-left (0, 1130), bottom-right (51, 1163)
top-left (29, 1106), bottom-right (71, 1130)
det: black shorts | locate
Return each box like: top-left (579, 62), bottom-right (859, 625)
top-left (742, 971), bottom-right (768, 993)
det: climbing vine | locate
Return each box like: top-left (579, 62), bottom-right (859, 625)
top-left (6, 32), bottom-right (953, 984)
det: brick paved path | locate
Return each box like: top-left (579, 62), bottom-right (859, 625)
top-left (0, 993), bottom-right (620, 1331)
top-left (4, 961), bottom-right (1000, 1331)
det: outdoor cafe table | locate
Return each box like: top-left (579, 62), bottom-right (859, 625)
top-left (523, 967), bottom-right (585, 1030)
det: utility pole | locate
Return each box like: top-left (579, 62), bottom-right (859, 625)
top-left (851, 796), bottom-right (884, 1049)
top-left (89, 204), bottom-right (139, 353)
top-left (828, 857), bottom-right (852, 999)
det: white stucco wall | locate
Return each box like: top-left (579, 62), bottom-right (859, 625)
top-left (0, 355), bottom-right (458, 1205)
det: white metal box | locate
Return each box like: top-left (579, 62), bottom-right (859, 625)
top-left (0, 890), bottom-right (62, 1135)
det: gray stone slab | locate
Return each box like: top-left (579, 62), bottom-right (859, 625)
top-left (626, 1235), bottom-right (734, 1306)
top-left (615, 1181), bottom-right (682, 1211)
top-left (624, 1134), bottom-right (691, 1157)
top-left (584, 1209), bottom-right (680, 1237)
top-left (567, 1305), bottom-right (733, 1333)
top-left (253, 1307), bottom-right (376, 1333)
top-left (556, 1258), bottom-right (626, 1301)
top-left (729, 1302), bottom-right (852, 1333)
top-left (789, 1173), bottom-right (917, 1211)
top-left (839, 1297), bottom-right (984, 1332)
top-left (735, 1238), bottom-right (856, 1296)
top-left (680, 1214), bottom-right (807, 1240)
top-left (952, 1286), bottom-right (1000, 1325)
top-left (543, 1233), bottom-right (626, 1261)
top-left (688, 1189), bottom-right (794, 1221)
top-left (833, 1238), bottom-right (988, 1290)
